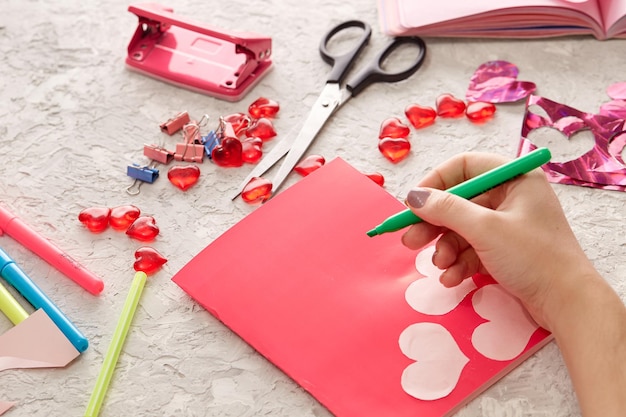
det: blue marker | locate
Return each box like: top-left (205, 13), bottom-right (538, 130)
top-left (0, 246), bottom-right (88, 352)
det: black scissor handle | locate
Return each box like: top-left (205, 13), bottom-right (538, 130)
top-left (346, 36), bottom-right (427, 97)
top-left (319, 20), bottom-right (372, 84)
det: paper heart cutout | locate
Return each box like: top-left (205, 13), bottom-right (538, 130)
top-left (167, 165), bottom-right (201, 191)
top-left (248, 97), bottom-right (280, 119)
top-left (241, 177), bottom-right (273, 204)
top-left (364, 172), bottom-right (385, 187)
top-left (109, 205), bottom-right (141, 230)
top-left (126, 216), bottom-right (160, 242)
top-left (606, 82), bottom-right (626, 100)
top-left (379, 117), bottom-right (410, 139)
top-left (78, 207), bottom-right (111, 233)
top-left (466, 60), bottom-right (536, 103)
top-left (405, 104), bottom-right (436, 129)
top-left (465, 101), bottom-right (496, 123)
top-left (436, 94), bottom-right (466, 118)
top-left (245, 117), bottom-right (277, 141)
top-left (406, 246), bottom-right (477, 315)
top-left (599, 99), bottom-right (626, 119)
top-left (133, 246), bottom-right (168, 275)
top-left (212, 137), bottom-right (244, 167)
top-left (222, 112), bottom-right (251, 136)
top-left (241, 137), bottom-right (264, 164)
top-left (471, 284), bottom-right (540, 361)
top-left (399, 322), bottom-right (469, 400)
top-left (378, 137), bottom-right (411, 163)
top-left (294, 155), bottom-right (325, 176)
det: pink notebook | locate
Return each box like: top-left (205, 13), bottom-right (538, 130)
top-left (172, 158), bottom-right (552, 417)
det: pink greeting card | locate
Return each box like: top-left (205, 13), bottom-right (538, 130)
top-left (172, 158), bottom-right (552, 417)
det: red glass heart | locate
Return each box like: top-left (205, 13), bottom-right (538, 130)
top-left (466, 101), bottom-right (497, 123)
top-left (133, 246), bottom-right (168, 275)
top-left (126, 216), bottom-right (160, 241)
top-left (78, 207), bottom-right (111, 233)
top-left (109, 205), bottom-right (141, 231)
top-left (245, 117), bottom-right (277, 141)
top-left (405, 104), bottom-right (437, 129)
top-left (436, 94), bottom-right (466, 118)
top-left (378, 117), bottom-right (410, 139)
top-left (365, 172), bottom-right (385, 187)
top-left (168, 165), bottom-right (201, 191)
top-left (248, 97), bottom-right (280, 119)
top-left (241, 137), bottom-right (264, 163)
top-left (222, 113), bottom-right (251, 136)
top-left (242, 177), bottom-right (273, 204)
top-left (212, 137), bottom-right (243, 167)
top-left (294, 155), bottom-right (325, 176)
top-left (378, 137), bottom-right (411, 163)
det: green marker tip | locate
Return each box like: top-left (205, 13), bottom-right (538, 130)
top-left (366, 229), bottom-right (378, 237)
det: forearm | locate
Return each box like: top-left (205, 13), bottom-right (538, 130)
top-left (547, 272), bottom-right (626, 417)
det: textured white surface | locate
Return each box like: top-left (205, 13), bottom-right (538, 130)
top-left (1, 1), bottom-right (625, 416)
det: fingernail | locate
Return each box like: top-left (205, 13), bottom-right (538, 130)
top-left (406, 188), bottom-right (430, 208)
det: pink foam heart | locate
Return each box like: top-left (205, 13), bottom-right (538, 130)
top-left (471, 284), bottom-right (540, 361)
top-left (405, 246), bottom-right (477, 315)
top-left (466, 60), bottom-right (536, 103)
top-left (399, 322), bottom-right (469, 400)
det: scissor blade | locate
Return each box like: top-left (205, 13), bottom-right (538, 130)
top-left (271, 84), bottom-right (341, 194)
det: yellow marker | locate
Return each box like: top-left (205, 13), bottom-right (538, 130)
top-left (0, 280), bottom-right (28, 325)
top-left (84, 271), bottom-right (148, 417)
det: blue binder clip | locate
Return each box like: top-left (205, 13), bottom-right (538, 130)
top-left (127, 164), bottom-right (159, 183)
top-left (202, 131), bottom-right (220, 159)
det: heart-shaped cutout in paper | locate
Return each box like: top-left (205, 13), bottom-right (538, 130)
top-left (405, 104), bottom-right (436, 129)
top-left (212, 137), bottom-right (244, 167)
top-left (399, 322), bottom-right (469, 400)
top-left (466, 60), bottom-right (536, 103)
top-left (133, 246), bottom-right (168, 275)
top-left (379, 117), bottom-right (410, 139)
top-left (405, 246), bottom-right (477, 315)
top-left (294, 155), bottom-right (325, 176)
top-left (471, 284), bottom-right (540, 361)
top-left (527, 124), bottom-right (595, 164)
top-left (167, 165), bottom-right (201, 191)
top-left (109, 205), bottom-right (141, 230)
top-left (378, 137), bottom-right (411, 163)
top-left (78, 207), bottom-right (111, 233)
top-left (126, 216), bottom-right (160, 242)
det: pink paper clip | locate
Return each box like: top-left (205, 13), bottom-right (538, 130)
top-left (174, 143), bottom-right (205, 163)
top-left (159, 111), bottom-right (190, 135)
top-left (143, 144), bottom-right (175, 164)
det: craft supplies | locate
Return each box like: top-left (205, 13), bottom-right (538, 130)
top-left (0, 280), bottom-right (28, 325)
top-left (0, 205), bottom-right (104, 295)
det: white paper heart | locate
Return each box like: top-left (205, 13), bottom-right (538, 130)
top-left (399, 322), bottom-right (469, 400)
top-left (406, 246), bottom-right (477, 315)
top-left (471, 284), bottom-right (539, 361)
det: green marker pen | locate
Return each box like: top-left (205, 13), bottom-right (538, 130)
top-left (366, 147), bottom-right (552, 237)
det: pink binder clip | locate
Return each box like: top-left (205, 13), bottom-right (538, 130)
top-left (174, 143), bottom-right (205, 163)
top-left (126, 3), bottom-right (273, 101)
top-left (160, 111), bottom-right (190, 135)
top-left (144, 144), bottom-right (175, 164)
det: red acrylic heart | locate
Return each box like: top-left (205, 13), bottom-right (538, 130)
top-left (167, 165), bottom-right (201, 191)
top-left (241, 137), bottom-right (264, 164)
top-left (436, 94), bottom-right (466, 118)
top-left (378, 137), bottom-right (411, 163)
top-left (222, 113), bottom-right (251, 136)
top-left (378, 117), bottom-right (410, 139)
top-left (78, 207), bottom-right (111, 233)
top-left (109, 205), bottom-right (141, 230)
top-left (294, 155), bottom-right (325, 176)
top-left (465, 101), bottom-right (497, 123)
top-left (212, 137), bottom-right (243, 167)
top-left (365, 172), bottom-right (385, 187)
top-left (133, 246), bottom-right (168, 275)
top-left (245, 117), bottom-right (277, 141)
top-left (466, 61), bottom-right (536, 103)
top-left (405, 104), bottom-right (437, 129)
top-left (248, 97), bottom-right (280, 119)
top-left (242, 177), bottom-right (273, 204)
top-left (126, 216), bottom-right (160, 242)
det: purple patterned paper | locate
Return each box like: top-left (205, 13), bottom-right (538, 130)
top-left (466, 61), bottom-right (536, 103)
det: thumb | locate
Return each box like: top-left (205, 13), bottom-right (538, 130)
top-left (406, 187), bottom-right (493, 242)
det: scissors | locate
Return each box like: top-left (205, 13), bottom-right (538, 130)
top-left (231, 20), bottom-right (426, 200)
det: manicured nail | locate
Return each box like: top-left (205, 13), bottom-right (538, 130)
top-left (406, 188), bottom-right (430, 208)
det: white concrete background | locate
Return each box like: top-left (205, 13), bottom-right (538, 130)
top-left (1, 1), bottom-right (625, 416)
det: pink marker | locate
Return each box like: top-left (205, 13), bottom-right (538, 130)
top-left (0, 205), bottom-right (104, 295)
